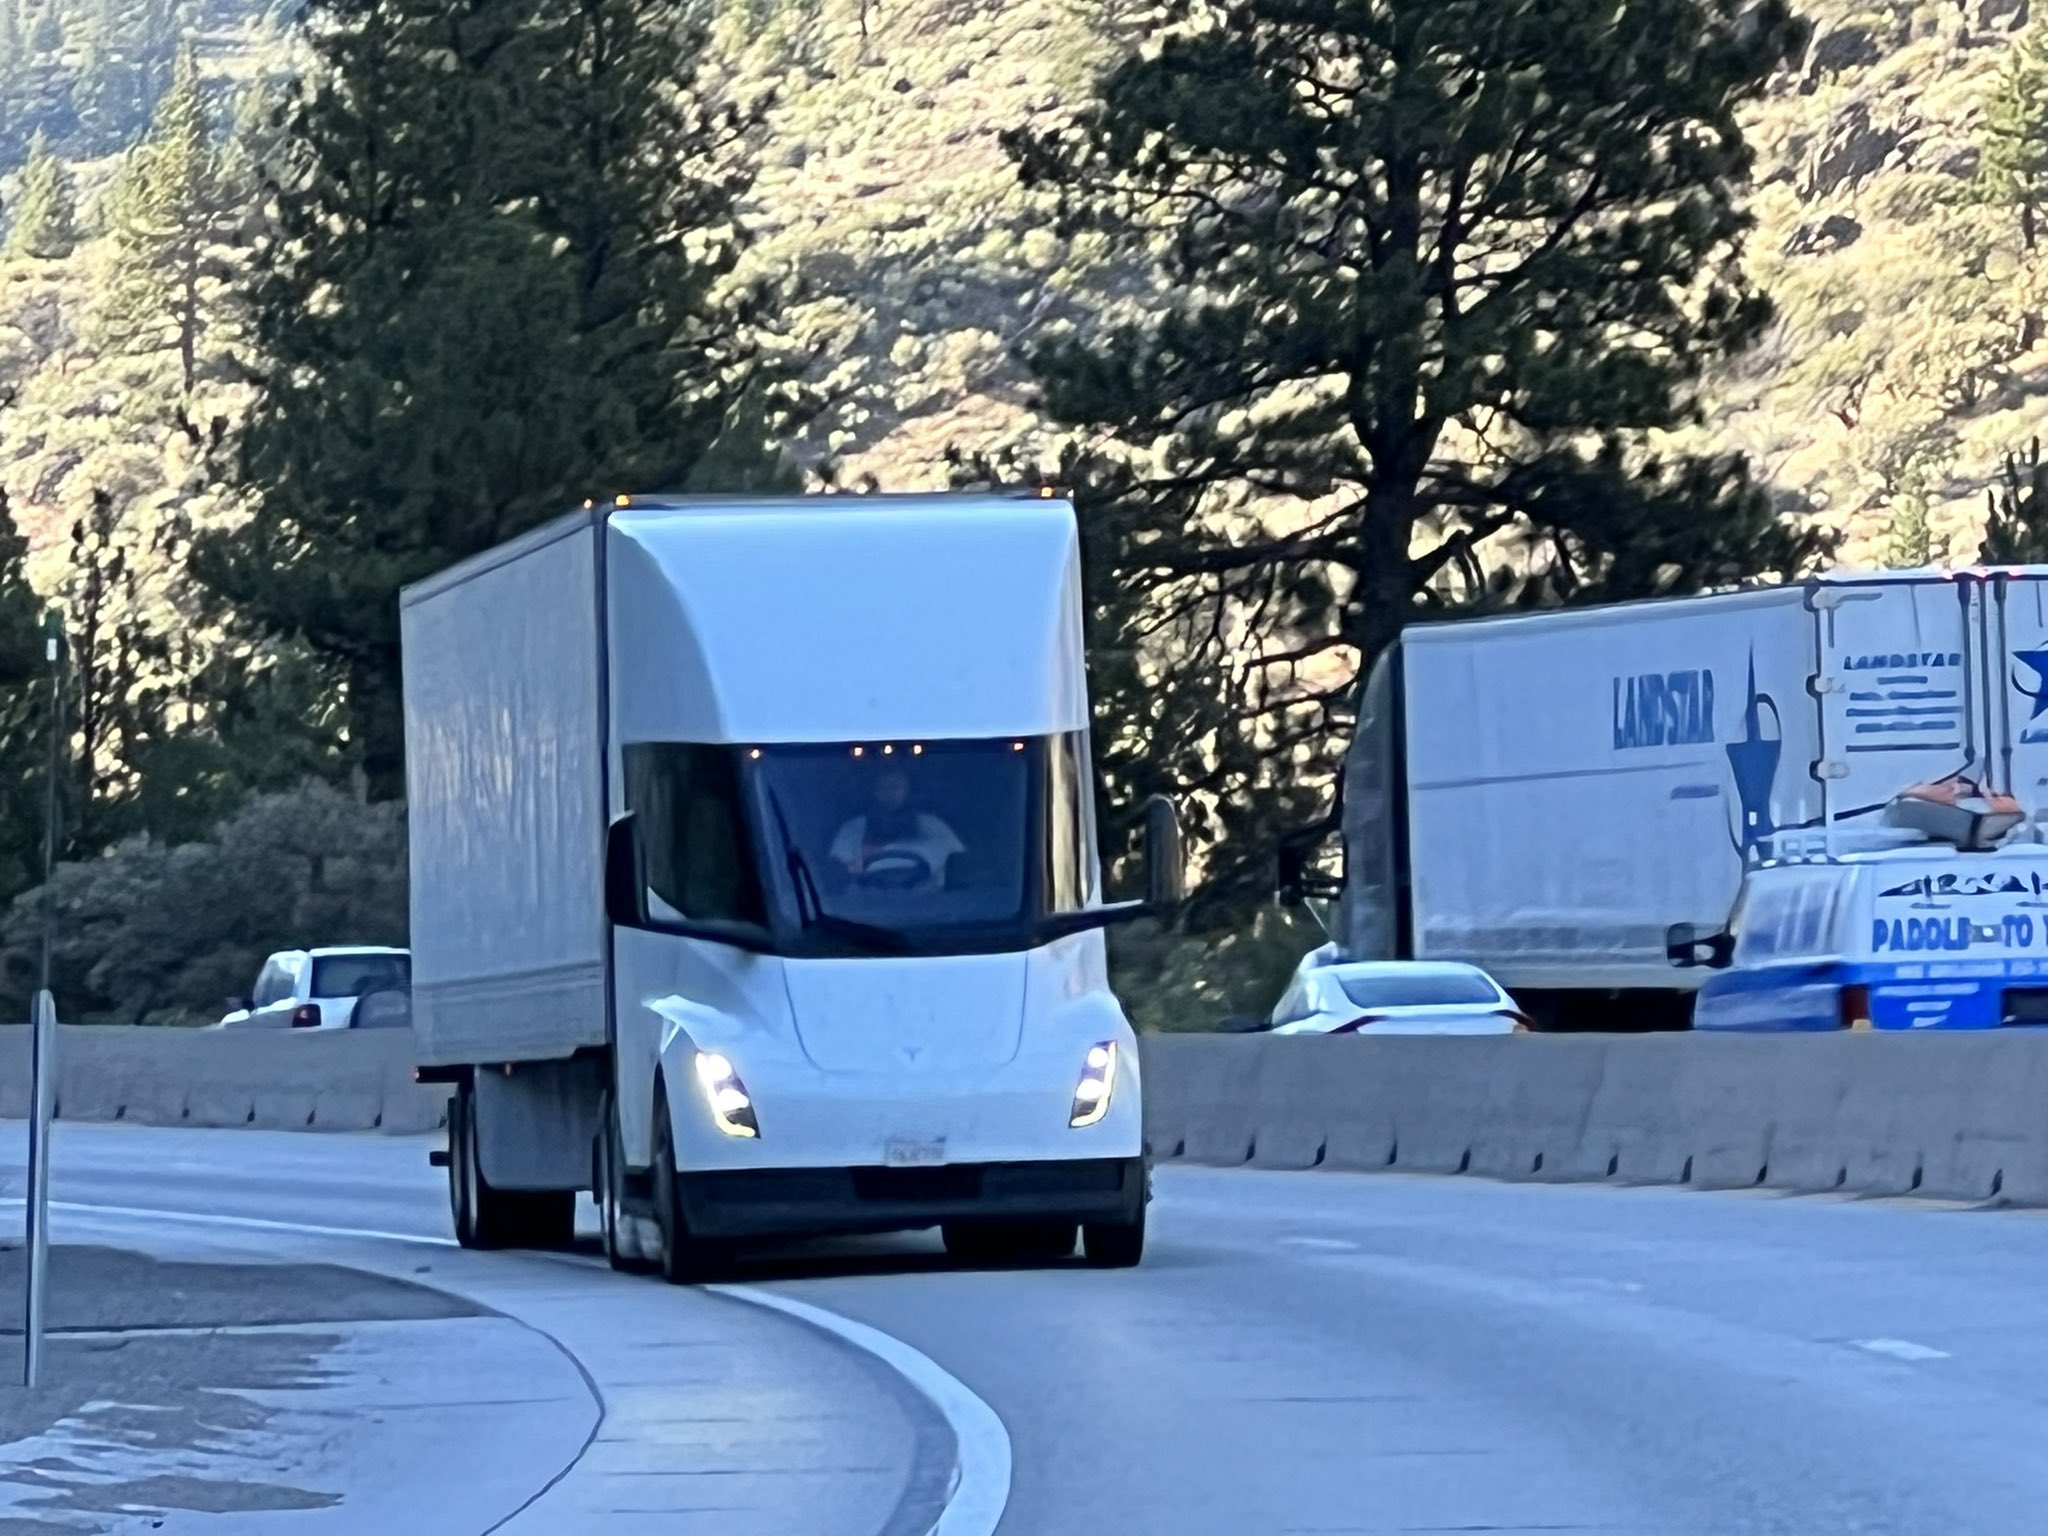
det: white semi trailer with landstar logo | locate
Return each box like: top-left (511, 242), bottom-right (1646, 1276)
top-left (403, 493), bottom-right (1182, 1277)
top-left (1282, 569), bottom-right (2048, 1029)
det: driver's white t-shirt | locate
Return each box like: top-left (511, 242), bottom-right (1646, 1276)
top-left (830, 814), bottom-right (965, 889)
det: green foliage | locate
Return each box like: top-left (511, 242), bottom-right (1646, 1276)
top-left (1878, 429), bottom-right (1955, 569)
top-left (0, 66), bottom-right (273, 854)
top-left (0, 0), bottom-right (194, 170)
top-left (3, 130), bottom-right (78, 261)
top-left (1003, 0), bottom-right (1833, 915)
top-left (1981, 438), bottom-right (2048, 563)
top-left (0, 487), bottom-right (56, 908)
top-left (1981, 18), bottom-right (2048, 249)
top-left (1109, 906), bottom-right (1325, 1033)
top-left (95, 43), bottom-right (235, 394)
top-left (0, 779), bottom-right (407, 1023)
top-left (199, 0), bottom-right (788, 794)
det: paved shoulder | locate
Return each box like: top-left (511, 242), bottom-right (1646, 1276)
top-left (0, 1243), bottom-right (591, 1534)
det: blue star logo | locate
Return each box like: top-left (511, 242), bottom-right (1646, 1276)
top-left (2016, 651), bottom-right (2048, 719)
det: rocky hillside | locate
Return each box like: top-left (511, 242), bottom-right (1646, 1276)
top-left (733, 0), bottom-right (2048, 561)
top-left (1699, 0), bottom-right (2047, 566)
top-left (5, 0), bottom-right (2048, 554)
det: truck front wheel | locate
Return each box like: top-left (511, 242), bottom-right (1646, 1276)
top-left (651, 1089), bottom-right (731, 1284)
top-left (450, 1080), bottom-right (575, 1251)
top-left (1080, 1157), bottom-right (1149, 1268)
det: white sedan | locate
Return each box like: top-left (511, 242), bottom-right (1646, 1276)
top-left (216, 946), bottom-right (412, 1031)
top-left (1267, 959), bottom-right (1531, 1036)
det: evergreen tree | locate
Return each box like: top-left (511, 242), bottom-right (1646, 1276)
top-left (1003, 0), bottom-right (1830, 909)
top-left (0, 488), bottom-right (59, 907)
top-left (97, 44), bottom-right (234, 395)
top-left (197, 0), bottom-right (784, 795)
top-left (1982, 439), bottom-right (2048, 563)
top-left (4, 129), bottom-right (78, 260)
top-left (1982, 21), bottom-right (2048, 252)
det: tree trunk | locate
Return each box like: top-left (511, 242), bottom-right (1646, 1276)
top-left (346, 658), bottom-right (407, 802)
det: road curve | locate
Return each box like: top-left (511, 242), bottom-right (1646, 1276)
top-left (15, 1122), bottom-right (2048, 1535)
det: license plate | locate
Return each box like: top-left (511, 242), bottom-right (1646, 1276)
top-left (884, 1137), bottom-right (947, 1168)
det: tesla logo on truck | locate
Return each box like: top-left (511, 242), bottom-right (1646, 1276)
top-left (1612, 669), bottom-right (1717, 751)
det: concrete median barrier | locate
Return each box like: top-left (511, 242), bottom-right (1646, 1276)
top-left (0, 1024), bottom-right (448, 1136)
top-left (1138, 1029), bottom-right (2048, 1209)
top-left (12, 1018), bottom-right (2048, 1220)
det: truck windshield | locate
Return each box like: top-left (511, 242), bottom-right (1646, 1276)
top-left (620, 735), bottom-right (1095, 955)
top-left (748, 736), bottom-right (1091, 950)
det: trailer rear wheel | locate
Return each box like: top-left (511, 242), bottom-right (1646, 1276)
top-left (651, 1091), bottom-right (730, 1284)
top-left (451, 1080), bottom-right (576, 1251)
top-left (598, 1090), bottom-right (653, 1274)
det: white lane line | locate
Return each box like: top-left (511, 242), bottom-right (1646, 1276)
top-left (1280, 1235), bottom-right (1360, 1253)
top-left (715, 1283), bottom-right (1012, 1536)
top-left (17, 1196), bottom-right (1012, 1536)
top-left (0, 1196), bottom-right (458, 1249)
top-left (1855, 1338), bottom-right (1950, 1362)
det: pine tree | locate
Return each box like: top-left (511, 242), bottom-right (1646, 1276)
top-left (197, 0), bottom-right (785, 796)
top-left (1004, 0), bottom-right (1831, 910)
top-left (1983, 439), bottom-right (2048, 563)
top-left (1982, 21), bottom-right (2048, 252)
top-left (4, 129), bottom-right (78, 260)
top-left (97, 44), bottom-right (233, 395)
top-left (0, 489), bottom-right (60, 906)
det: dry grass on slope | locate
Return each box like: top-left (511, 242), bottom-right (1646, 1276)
top-left (720, 0), bottom-right (1128, 487)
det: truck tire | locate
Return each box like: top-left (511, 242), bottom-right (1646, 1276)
top-left (1081, 1157), bottom-right (1149, 1268)
top-left (651, 1090), bottom-right (730, 1284)
top-left (597, 1091), bottom-right (653, 1274)
top-left (452, 1080), bottom-right (576, 1252)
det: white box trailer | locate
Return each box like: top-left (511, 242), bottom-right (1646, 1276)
top-left (1326, 569), bottom-right (2048, 1028)
top-left (402, 494), bottom-right (1182, 1276)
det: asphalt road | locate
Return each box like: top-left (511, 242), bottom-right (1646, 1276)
top-left (11, 1122), bottom-right (2048, 1535)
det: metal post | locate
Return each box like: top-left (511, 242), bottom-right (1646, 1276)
top-left (23, 990), bottom-right (54, 1388)
top-left (23, 612), bottom-right (62, 1389)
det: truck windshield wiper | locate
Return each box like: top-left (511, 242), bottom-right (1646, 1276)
top-left (762, 785), bottom-right (914, 954)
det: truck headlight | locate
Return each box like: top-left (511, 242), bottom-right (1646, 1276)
top-left (694, 1050), bottom-right (759, 1138)
top-left (1069, 1041), bottom-right (1119, 1128)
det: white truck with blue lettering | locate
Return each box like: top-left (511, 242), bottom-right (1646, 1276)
top-left (1670, 816), bottom-right (2048, 1030)
top-left (1290, 569), bottom-right (2048, 1029)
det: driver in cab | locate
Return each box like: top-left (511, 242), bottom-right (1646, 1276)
top-left (830, 766), bottom-right (963, 891)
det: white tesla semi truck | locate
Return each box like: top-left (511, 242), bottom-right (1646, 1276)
top-left (403, 493), bottom-right (1182, 1279)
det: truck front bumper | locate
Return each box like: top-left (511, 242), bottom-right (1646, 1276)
top-left (676, 1154), bottom-right (1147, 1239)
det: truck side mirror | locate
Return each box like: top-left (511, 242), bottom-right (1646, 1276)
top-left (1144, 795), bottom-right (1185, 912)
top-left (605, 814), bottom-right (651, 930)
top-left (1275, 819), bottom-right (1343, 907)
top-left (1665, 922), bottom-right (1734, 970)
top-left (1277, 843), bottom-right (1307, 908)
